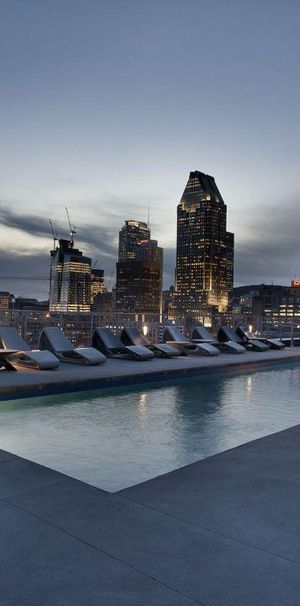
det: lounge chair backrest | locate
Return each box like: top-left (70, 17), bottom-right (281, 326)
top-left (218, 326), bottom-right (243, 344)
top-left (236, 326), bottom-right (250, 341)
top-left (192, 325), bottom-right (213, 341)
top-left (95, 328), bottom-right (124, 350)
top-left (40, 327), bottom-right (75, 353)
top-left (0, 327), bottom-right (30, 351)
top-left (121, 327), bottom-right (147, 346)
top-left (163, 326), bottom-right (187, 343)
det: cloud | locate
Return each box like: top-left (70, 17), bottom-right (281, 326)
top-left (0, 203), bottom-right (118, 262)
top-left (0, 250), bottom-right (50, 298)
top-left (0, 206), bottom-right (51, 239)
top-left (1, 194), bottom-right (300, 297)
top-left (234, 199), bottom-right (300, 285)
top-left (0, 205), bottom-right (120, 296)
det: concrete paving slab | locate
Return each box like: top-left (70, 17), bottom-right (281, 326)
top-left (120, 429), bottom-right (300, 561)
top-left (7, 471), bottom-right (300, 606)
top-left (0, 457), bottom-right (65, 498)
top-left (0, 448), bottom-right (18, 463)
top-left (0, 500), bottom-right (195, 606)
top-left (260, 424), bottom-right (300, 451)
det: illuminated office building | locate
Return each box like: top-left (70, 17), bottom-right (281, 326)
top-left (116, 226), bottom-right (163, 316)
top-left (175, 171), bottom-right (234, 318)
top-left (225, 231), bottom-right (234, 305)
top-left (0, 291), bottom-right (10, 310)
top-left (118, 220), bottom-right (150, 262)
top-left (91, 268), bottom-right (105, 305)
top-left (49, 239), bottom-right (91, 312)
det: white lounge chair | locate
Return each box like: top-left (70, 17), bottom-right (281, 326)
top-left (236, 326), bottom-right (285, 350)
top-left (0, 327), bottom-right (60, 370)
top-left (218, 326), bottom-right (269, 352)
top-left (162, 326), bottom-right (220, 356)
top-left (39, 327), bottom-right (106, 365)
top-left (192, 325), bottom-right (246, 354)
top-left (121, 326), bottom-right (181, 358)
top-left (92, 328), bottom-right (155, 360)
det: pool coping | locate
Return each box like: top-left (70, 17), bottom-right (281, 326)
top-left (0, 347), bottom-right (300, 401)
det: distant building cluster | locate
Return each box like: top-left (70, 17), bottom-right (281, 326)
top-left (2, 169), bottom-right (300, 330)
top-left (46, 170), bottom-right (235, 321)
top-left (232, 283), bottom-right (300, 321)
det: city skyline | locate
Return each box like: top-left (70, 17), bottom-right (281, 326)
top-left (1, 1), bottom-right (300, 297)
top-left (0, 164), bottom-right (299, 300)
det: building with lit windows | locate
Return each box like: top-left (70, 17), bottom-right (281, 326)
top-left (175, 171), bottom-right (234, 319)
top-left (118, 220), bottom-right (151, 262)
top-left (116, 223), bottom-right (163, 317)
top-left (251, 282), bottom-right (300, 320)
top-left (91, 268), bottom-right (106, 305)
top-left (226, 231), bottom-right (234, 305)
top-left (0, 291), bottom-right (10, 310)
top-left (49, 239), bottom-right (91, 312)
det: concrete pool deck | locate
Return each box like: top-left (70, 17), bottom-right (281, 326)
top-left (0, 345), bottom-right (300, 400)
top-left (1, 424), bottom-right (300, 605)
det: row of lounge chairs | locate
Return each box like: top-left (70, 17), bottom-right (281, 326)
top-left (0, 324), bottom-right (286, 371)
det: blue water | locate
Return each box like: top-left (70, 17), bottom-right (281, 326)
top-left (0, 363), bottom-right (300, 492)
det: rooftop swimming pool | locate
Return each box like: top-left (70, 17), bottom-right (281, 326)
top-left (1, 362), bottom-right (300, 492)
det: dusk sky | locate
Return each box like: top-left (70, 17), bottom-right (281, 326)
top-left (1, 0), bottom-right (300, 298)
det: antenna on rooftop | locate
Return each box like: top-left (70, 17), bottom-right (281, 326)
top-left (147, 205), bottom-right (151, 230)
top-left (65, 207), bottom-right (76, 246)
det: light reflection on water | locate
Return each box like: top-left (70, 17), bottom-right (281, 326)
top-left (0, 364), bottom-right (300, 491)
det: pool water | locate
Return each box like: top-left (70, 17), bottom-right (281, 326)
top-left (1, 363), bottom-right (300, 492)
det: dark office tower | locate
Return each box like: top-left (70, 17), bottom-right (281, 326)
top-left (49, 239), bottom-right (91, 312)
top-left (91, 268), bottom-right (106, 306)
top-left (175, 171), bottom-right (234, 318)
top-left (116, 236), bottom-right (163, 318)
top-left (118, 220), bottom-right (151, 262)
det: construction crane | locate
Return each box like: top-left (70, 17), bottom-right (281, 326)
top-left (65, 206), bottom-right (76, 246)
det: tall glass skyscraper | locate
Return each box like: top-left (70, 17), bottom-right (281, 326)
top-left (175, 171), bottom-right (234, 318)
top-left (118, 220), bottom-right (151, 262)
top-left (49, 239), bottom-right (91, 312)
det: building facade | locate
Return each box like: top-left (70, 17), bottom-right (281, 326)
top-left (91, 268), bottom-right (106, 305)
top-left (225, 231), bottom-right (234, 305)
top-left (252, 283), bottom-right (300, 320)
top-left (175, 171), bottom-right (234, 319)
top-left (0, 291), bottom-right (10, 310)
top-left (49, 239), bottom-right (91, 312)
top-left (118, 220), bottom-right (151, 262)
top-left (116, 222), bottom-right (163, 317)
